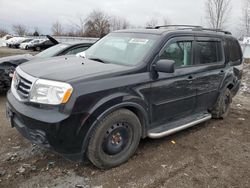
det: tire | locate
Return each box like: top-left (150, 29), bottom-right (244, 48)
top-left (211, 88), bottom-right (232, 119)
top-left (87, 109), bottom-right (142, 169)
top-left (35, 46), bottom-right (41, 51)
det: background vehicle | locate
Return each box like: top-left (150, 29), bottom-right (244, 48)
top-left (0, 42), bottom-right (94, 91)
top-left (6, 37), bottom-right (25, 48)
top-left (28, 39), bottom-right (57, 51)
top-left (12, 38), bottom-right (33, 48)
top-left (6, 26), bottom-right (243, 169)
top-left (20, 39), bottom-right (45, 50)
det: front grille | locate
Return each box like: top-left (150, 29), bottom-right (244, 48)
top-left (12, 66), bottom-right (37, 101)
top-left (16, 75), bottom-right (32, 99)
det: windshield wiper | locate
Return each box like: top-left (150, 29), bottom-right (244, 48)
top-left (88, 58), bottom-right (107, 63)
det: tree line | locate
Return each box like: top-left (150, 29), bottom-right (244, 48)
top-left (1, 0), bottom-right (250, 38)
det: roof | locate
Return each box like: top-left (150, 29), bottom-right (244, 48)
top-left (114, 29), bottom-right (168, 35)
top-left (61, 41), bottom-right (96, 45)
top-left (114, 25), bottom-right (234, 38)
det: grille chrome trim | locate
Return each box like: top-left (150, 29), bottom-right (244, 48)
top-left (11, 67), bottom-right (37, 102)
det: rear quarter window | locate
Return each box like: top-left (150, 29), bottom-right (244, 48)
top-left (226, 39), bottom-right (242, 62)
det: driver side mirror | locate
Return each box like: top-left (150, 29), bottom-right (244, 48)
top-left (153, 59), bottom-right (175, 73)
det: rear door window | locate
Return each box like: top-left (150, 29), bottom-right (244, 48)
top-left (195, 41), bottom-right (223, 64)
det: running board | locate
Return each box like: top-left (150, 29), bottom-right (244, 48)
top-left (148, 114), bottom-right (212, 139)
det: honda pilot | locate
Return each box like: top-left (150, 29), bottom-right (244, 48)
top-left (6, 25), bottom-right (243, 169)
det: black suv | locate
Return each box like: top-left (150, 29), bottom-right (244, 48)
top-left (6, 25), bottom-right (243, 169)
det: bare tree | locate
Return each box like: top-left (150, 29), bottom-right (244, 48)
top-left (242, 0), bottom-right (250, 36)
top-left (162, 17), bottom-right (171, 25)
top-left (33, 27), bottom-right (40, 36)
top-left (84, 10), bottom-right (110, 37)
top-left (0, 28), bottom-right (8, 37)
top-left (64, 27), bottom-right (77, 36)
top-left (205, 0), bottom-right (231, 29)
top-left (146, 18), bottom-right (159, 28)
top-left (12, 24), bottom-right (28, 36)
top-left (69, 16), bottom-right (86, 36)
top-left (110, 16), bottom-right (130, 31)
top-left (51, 21), bottom-right (63, 36)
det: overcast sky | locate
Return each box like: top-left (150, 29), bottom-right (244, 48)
top-left (0, 0), bottom-right (243, 36)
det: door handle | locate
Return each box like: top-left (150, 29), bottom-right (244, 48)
top-left (219, 70), bottom-right (225, 75)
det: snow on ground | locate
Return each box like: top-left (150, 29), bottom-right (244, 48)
top-left (0, 39), bottom-right (6, 47)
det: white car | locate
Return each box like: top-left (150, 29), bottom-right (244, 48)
top-left (6, 37), bottom-right (25, 48)
top-left (13, 38), bottom-right (33, 48)
top-left (24, 39), bottom-right (46, 50)
top-left (19, 39), bottom-right (43, 50)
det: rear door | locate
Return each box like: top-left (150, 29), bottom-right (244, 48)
top-left (150, 36), bottom-right (197, 127)
top-left (192, 37), bottom-right (226, 112)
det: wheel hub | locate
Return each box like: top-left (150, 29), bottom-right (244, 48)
top-left (102, 123), bottom-right (130, 155)
top-left (111, 132), bottom-right (122, 145)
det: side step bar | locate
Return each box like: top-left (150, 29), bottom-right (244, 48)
top-left (148, 114), bottom-right (212, 139)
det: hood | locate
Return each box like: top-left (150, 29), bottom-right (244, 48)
top-left (0, 54), bottom-right (34, 66)
top-left (46, 35), bottom-right (59, 44)
top-left (20, 56), bottom-right (132, 82)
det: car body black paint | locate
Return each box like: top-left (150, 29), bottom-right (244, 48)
top-left (6, 29), bottom-right (243, 162)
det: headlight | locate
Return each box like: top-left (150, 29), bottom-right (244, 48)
top-left (30, 79), bottom-right (73, 105)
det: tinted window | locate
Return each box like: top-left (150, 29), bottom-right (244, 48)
top-left (160, 41), bottom-right (192, 67)
top-left (227, 39), bottom-right (242, 62)
top-left (35, 44), bottom-right (69, 58)
top-left (65, 46), bottom-right (89, 55)
top-left (196, 41), bottom-right (222, 64)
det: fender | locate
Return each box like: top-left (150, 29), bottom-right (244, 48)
top-left (79, 95), bottom-right (150, 155)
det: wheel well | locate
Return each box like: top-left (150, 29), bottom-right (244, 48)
top-left (123, 106), bottom-right (147, 138)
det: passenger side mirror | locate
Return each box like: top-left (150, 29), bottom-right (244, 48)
top-left (153, 59), bottom-right (175, 73)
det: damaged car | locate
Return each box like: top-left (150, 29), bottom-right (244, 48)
top-left (0, 40), bottom-right (95, 92)
top-left (6, 25), bottom-right (243, 169)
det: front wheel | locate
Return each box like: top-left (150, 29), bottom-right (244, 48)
top-left (211, 88), bottom-right (232, 119)
top-left (35, 46), bottom-right (41, 51)
top-left (87, 109), bottom-right (141, 169)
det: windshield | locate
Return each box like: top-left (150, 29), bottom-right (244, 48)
top-left (35, 43), bottom-right (69, 58)
top-left (32, 39), bottom-right (43, 44)
top-left (84, 33), bottom-right (159, 66)
top-left (22, 39), bottom-right (32, 43)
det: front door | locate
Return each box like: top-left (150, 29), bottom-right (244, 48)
top-left (150, 37), bottom-right (197, 127)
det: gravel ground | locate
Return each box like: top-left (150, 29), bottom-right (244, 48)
top-left (0, 47), bottom-right (249, 188)
top-left (0, 47), bottom-right (37, 58)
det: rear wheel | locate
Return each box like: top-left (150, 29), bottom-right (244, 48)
top-left (211, 88), bottom-right (232, 119)
top-left (87, 109), bottom-right (141, 169)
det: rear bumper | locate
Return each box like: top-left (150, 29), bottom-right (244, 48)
top-left (6, 91), bottom-right (90, 162)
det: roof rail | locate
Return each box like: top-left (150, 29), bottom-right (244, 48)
top-left (154, 25), bottom-right (202, 29)
top-left (152, 25), bottom-right (232, 35)
top-left (201, 28), bottom-right (232, 35)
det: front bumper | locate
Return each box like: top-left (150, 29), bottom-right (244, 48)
top-left (6, 91), bottom-right (89, 162)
